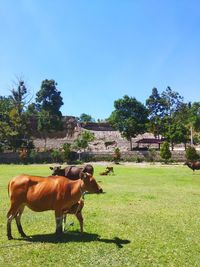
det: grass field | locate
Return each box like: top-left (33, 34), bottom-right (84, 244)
top-left (0, 163), bottom-right (200, 266)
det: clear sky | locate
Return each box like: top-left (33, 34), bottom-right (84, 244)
top-left (0, 0), bottom-right (200, 120)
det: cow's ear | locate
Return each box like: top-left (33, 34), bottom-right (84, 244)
top-left (49, 167), bottom-right (53, 170)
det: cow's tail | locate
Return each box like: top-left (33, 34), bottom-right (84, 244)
top-left (8, 181), bottom-right (11, 198)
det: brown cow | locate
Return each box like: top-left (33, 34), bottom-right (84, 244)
top-left (7, 172), bottom-right (102, 240)
top-left (185, 161), bottom-right (200, 173)
top-left (49, 164), bottom-right (94, 228)
top-left (50, 164), bottom-right (94, 180)
top-left (100, 166), bottom-right (114, 176)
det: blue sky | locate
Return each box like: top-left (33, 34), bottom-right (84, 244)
top-left (0, 0), bottom-right (200, 120)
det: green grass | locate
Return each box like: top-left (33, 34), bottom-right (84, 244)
top-left (0, 163), bottom-right (200, 266)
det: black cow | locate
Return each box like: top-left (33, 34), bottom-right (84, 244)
top-left (50, 164), bottom-right (94, 180)
top-left (184, 161), bottom-right (200, 173)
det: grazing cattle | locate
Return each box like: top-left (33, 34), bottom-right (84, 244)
top-left (185, 161), bottom-right (200, 173)
top-left (49, 164), bottom-right (94, 228)
top-left (50, 164), bottom-right (94, 180)
top-left (7, 172), bottom-right (102, 240)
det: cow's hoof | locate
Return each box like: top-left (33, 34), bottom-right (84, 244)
top-left (21, 234), bottom-right (28, 239)
top-left (7, 236), bottom-right (13, 240)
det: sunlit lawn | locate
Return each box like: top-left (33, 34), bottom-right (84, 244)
top-left (0, 163), bottom-right (200, 266)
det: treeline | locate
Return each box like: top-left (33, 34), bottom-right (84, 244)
top-left (109, 87), bottom-right (200, 150)
top-left (0, 78), bottom-right (200, 153)
top-left (0, 79), bottom-right (64, 152)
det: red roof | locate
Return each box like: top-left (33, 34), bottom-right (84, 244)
top-left (135, 138), bottom-right (163, 144)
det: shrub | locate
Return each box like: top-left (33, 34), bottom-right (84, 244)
top-left (160, 141), bottom-right (171, 164)
top-left (146, 148), bottom-right (157, 163)
top-left (51, 149), bottom-right (63, 163)
top-left (113, 147), bottom-right (121, 163)
top-left (63, 143), bottom-right (72, 163)
top-left (185, 146), bottom-right (199, 161)
top-left (28, 150), bottom-right (40, 163)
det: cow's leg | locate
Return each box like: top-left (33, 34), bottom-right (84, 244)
top-left (76, 211), bottom-right (84, 233)
top-left (63, 214), bottom-right (67, 231)
top-left (7, 203), bottom-right (21, 240)
top-left (15, 206), bottom-right (27, 238)
top-left (55, 210), bottom-right (63, 235)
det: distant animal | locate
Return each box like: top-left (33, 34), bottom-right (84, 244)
top-left (50, 164), bottom-right (94, 180)
top-left (184, 161), bottom-right (200, 173)
top-left (100, 166), bottom-right (114, 176)
top-left (7, 172), bottom-right (103, 240)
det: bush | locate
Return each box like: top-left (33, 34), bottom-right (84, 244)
top-left (51, 149), bottom-right (63, 163)
top-left (62, 143), bottom-right (72, 163)
top-left (185, 146), bottom-right (199, 161)
top-left (147, 148), bottom-right (157, 162)
top-left (113, 147), bottom-right (121, 163)
top-left (160, 141), bottom-right (171, 164)
top-left (28, 150), bottom-right (40, 163)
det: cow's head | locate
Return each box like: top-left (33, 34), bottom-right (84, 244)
top-left (82, 164), bottom-right (94, 176)
top-left (80, 172), bottom-right (103, 194)
top-left (50, 166), bottom-right (62, 176)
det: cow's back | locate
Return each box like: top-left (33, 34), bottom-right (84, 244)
top-left (8, 175), bottom-right (72, 211)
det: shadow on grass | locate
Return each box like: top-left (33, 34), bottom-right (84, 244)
top-left (19, 231), bottom-right (130, 248)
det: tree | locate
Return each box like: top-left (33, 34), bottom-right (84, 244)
top-left (156, 87), bottom-right (186, 149)
top-left (185, 146), bottom-right (199, 161)
top-left (186, 102), bottom-right (200, 145)
top-left (160, 141), bottom-right (171, 163)
top-left (146, 88), bottom-right (166, 138)
top-left (0, 79), bottom-right (33, 152)
top-left (79, 113), bottom-right (94, 122)
top-left (164, 121), bottom-right (189, 150)
top-left (73, 131), bottom-right (95, 160)
top-left (0, 97), bottom-right (13, 149)
top-left (109, 95), bottom-right (148, 150)
top-left (10, 79), bottom-right (29, 115)
top-left (161, 86), bottom-right (184, 117)
top-left (35, 79), bottom-right (64, 148)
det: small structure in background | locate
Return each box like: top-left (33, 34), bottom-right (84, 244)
top-left (135, 138), bottom-right (163, 150)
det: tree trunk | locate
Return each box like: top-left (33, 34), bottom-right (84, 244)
top-left (129, 138), bottom-right (133, 151)
top-left (171, 142), bottom-right (174, 151)
top-left (190, 126), bottom-right (193, 146)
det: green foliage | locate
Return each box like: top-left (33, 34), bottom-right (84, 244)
top-left (50, 149), bottom-right (63, 163)
top-left (164, 122), bottom-right (189, 147)
top-left (189, 102), bottom-right (200, 132)
top-left (79, 113), bottom-right (94, 122)
top-left (36, 79), bottom-right (64, 137)
top-left (147, 148), bottom-right (157, 162)
top-left (160, 141), bottom-right (172, 163)
top-left (63, 143), bottom-right (77, 163)
top-left (73, 131), bottom-right (95, 151)
top-left (10, 80), bottom-right (28, 114)
top-left (185, 146), bottom-right (199, 161)
top-left (161, 86), bottom-right (184, 117)
top-left (109, 95), bottom-right (148, 150)
top-left (28, 150), bottom-right (40, 163)
top-left (113, 147), bottom-right (121, 163)
top-left (146, 88), bottom-right (166, 138)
